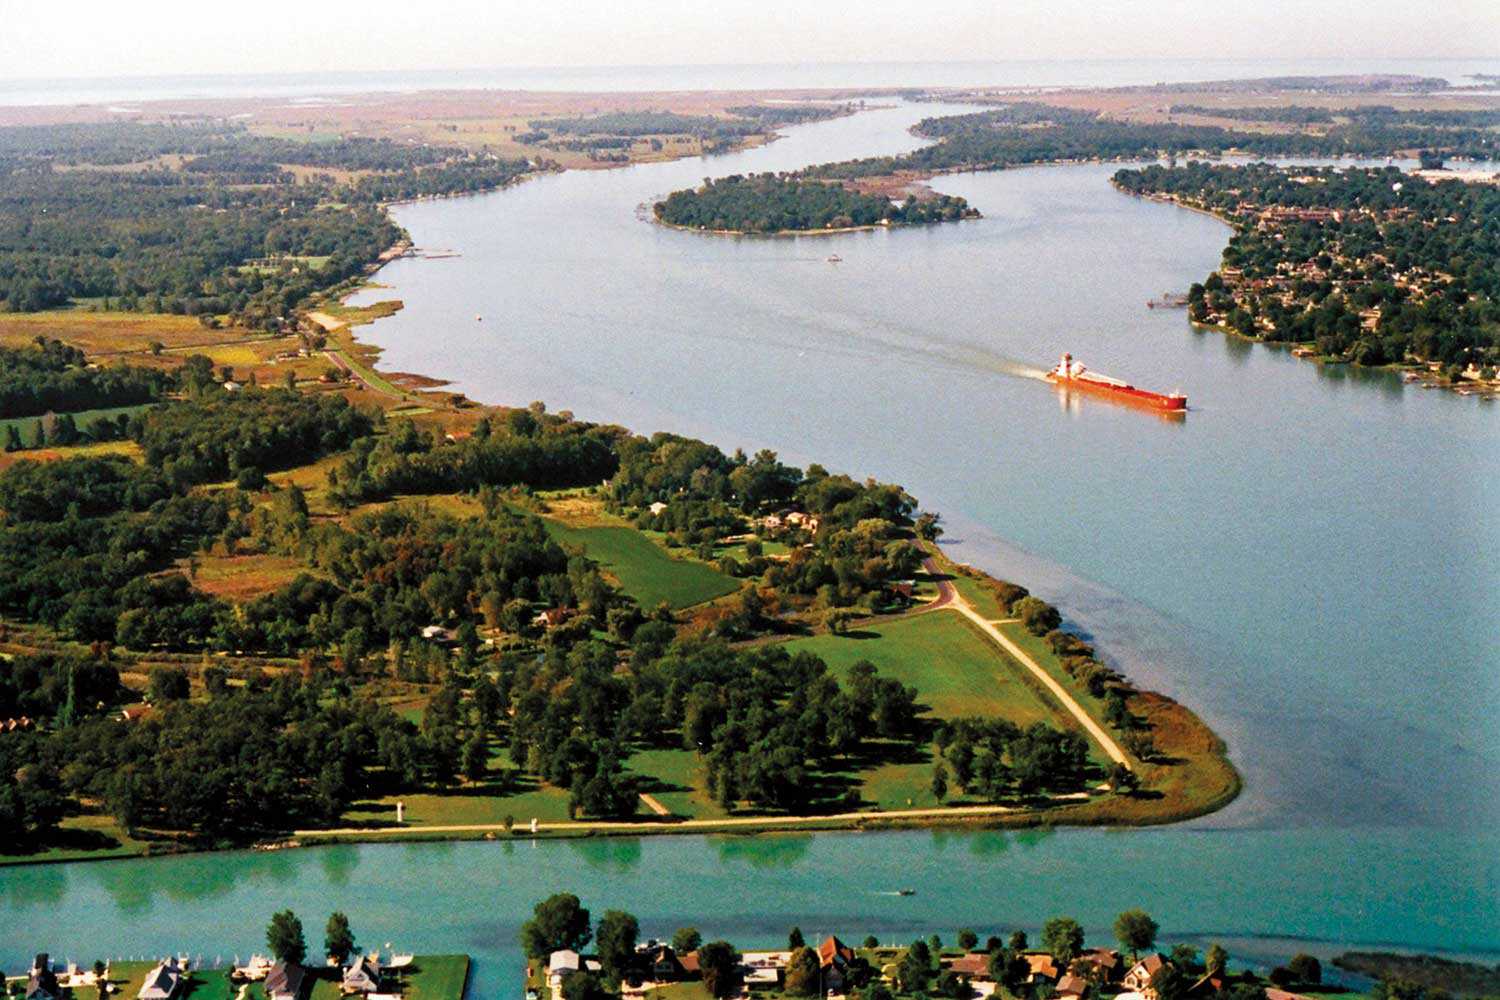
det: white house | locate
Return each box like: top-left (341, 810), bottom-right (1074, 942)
top-left (137, 959), bottom-right (183, 1000)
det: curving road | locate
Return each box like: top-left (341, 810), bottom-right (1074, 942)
top-left (922, 557), bottom-right (1132, 769)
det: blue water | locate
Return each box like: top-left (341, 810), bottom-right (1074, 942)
top-left (3, 69), bottom-right (1498, 986)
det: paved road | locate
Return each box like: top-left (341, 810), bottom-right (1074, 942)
top-left (922, 557), bottom-right (1132, 769)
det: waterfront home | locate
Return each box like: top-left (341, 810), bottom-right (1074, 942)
top-left (944, 954), bottom-right (991, 980)
top-left (548, 951), bottom-right (581, 987)
top-left (138, 959), bottom-right (183, 1000)
top-left (1056, 973), bottom-right (1090, 998)
top-left (343, 955), bottom-right (382, 994)
top-left (740, 951), bottom-right (791, 990)
top-left (1122, 955), bottom-right (1168, 996)
top-left (26, 955), bottom-right (60, 1000)
top-left (266, 961), bottom-right (310, 1000)
top-left (1076, 949), bottom-right (1123, 983)
top-left (1023, 954), bottom-right (1060, 985)
top-left (816, 937), bottom-right (856, 992)
top-left (636, 945), bottom-right (685, 983)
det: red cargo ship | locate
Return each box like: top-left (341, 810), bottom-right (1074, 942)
top-left (1047, 353), bottom-right (1187, 411)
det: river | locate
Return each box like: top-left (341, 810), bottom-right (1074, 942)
top-left (3, 96), bottom-right (1497, 987)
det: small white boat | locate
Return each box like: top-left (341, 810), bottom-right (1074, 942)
top-left (388, 955), bottom-right (415, 969)
top-left (475, 315), bottom-right (483, 322)
top-left (826, 254), bottom-right (842, 263)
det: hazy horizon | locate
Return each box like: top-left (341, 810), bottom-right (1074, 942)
top-left (2, 0), bottom-right (1496, 83)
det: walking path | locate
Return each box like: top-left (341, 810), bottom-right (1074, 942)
top-left (293, 801), bottom-right (1056, 840)
top-left (921, 557), bottom-right (1132, 770)
top-left (638, 792), bottom-right (671, 816)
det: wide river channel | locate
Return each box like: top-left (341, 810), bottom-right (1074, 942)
top-left (4, 101), bottom-right (1497, 990)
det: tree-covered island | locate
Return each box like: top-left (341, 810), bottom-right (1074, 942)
top-left (654, 173), bottom-right (977, 234)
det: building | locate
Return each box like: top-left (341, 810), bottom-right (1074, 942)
top-left (138, 959), bottom-right (183, 1000)
top-left (648, 502), bottom-right (668, 516)
top-left (637, 945), bottom-right (685, 983)
top-left (266, 962), bottom-right (310, 1000)
top-left (1122, 955), bottom-right (1169, 996)
top-left (740, 952), bottom-right (790, 990)
top-left (817, 936), bottom-right (856, 992)
top-left (945, 954), bottom-right (991, 980)
top-left (26, 955), bottom-right (61, 1000)
top-left (342, 955), bottom-right (382, 994)
top-left (1056, 974), bottom-right (1090, 998)
top-left (548, 951), bottom-right (581, 988)
top-left (1076, 950), bottom-right (1123, 983)
top-left (1023, 954), bottom-right (1060, 985)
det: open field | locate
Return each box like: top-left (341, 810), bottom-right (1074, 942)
top-left (789, 612), bottom-right (1059, 727)
top-left (186, 553), bottom-right (310, 602)
top-left (543, 521), bottom-right (740, 609)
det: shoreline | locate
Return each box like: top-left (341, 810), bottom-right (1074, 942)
top-left (1, 109), bottom-right (1243, 872)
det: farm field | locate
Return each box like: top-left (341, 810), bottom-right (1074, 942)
top-left (543, 521), bottom-right (740, 609)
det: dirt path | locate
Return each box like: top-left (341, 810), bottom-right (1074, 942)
top-left (294, 801), bottom-right (1046, 840)
top-left (922, 557), bottom-right (1132, 770)
top-left (638, 792), bottom-right (671, 816)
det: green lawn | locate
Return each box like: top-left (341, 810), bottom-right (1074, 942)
top-left (0, 402), bottom-right (154, 441)
top-left (543, 522), bottom-right (739, 609)
top-left (0, 811), bottom-right (151, 866)
top-left (788, 612), bottom-right (1058, 726)
top-left (402, 954), bottom-right (471, 1000)
top-left (627, 746), bottom-right (727, 819)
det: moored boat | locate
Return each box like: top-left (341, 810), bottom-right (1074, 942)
top-left (1046, 353), bottom-right (1187, 411)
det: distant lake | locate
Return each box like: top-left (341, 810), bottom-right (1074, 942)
top-left (3, 76), bottom-right (1497, 989)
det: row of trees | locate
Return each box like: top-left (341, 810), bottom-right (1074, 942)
top-left (0, 337), bottom-right (171, 419)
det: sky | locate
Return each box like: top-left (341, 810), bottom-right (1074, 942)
top-left (0, 0), bottom-right (1497, 81)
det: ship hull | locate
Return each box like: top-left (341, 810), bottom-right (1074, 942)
top-left (1047, 374), bottom-right (1187, 411)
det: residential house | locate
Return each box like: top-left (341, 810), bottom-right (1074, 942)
top-left (533, 608), bottom-right (572, 630)
top-left (1055, 974), bottom-right (1090, 999)
top-left (138, 959), bottom-right (183, 1000)
top-left (120, 706), bottom-right (150, 723)
top-left (1122, 955), bottom-right (1168, 996)
top-left (945, 955), bottom-right (992, 981)
top-left (342, 955), bottom-right (382, 994)
top-left (740, 952), bottom-right (790, 990)
top-left (648, 502), bottom-right (668, 517)
top-left (420, 624), bottom-right (459, 646)
top-left (1023, 954), bottom-right (1060, 985)
top-left (266, 961), bottom-right (310, 1000)
top-left (1075, 950), bottom-right (1122, 984)
top-left (548, 951), bottom-right (581, 988)
top-left (638, 945), bottom-right (685, 983)
top-left (26, 955), bottom-right (61, 1000)
top-left (817, 937), bottom-right (856, 992)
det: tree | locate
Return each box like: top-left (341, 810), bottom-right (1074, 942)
top-left (1205, 944), bottom-right (1228, 976)
top-left (147, 665), bottom-right (189, 704)
top-left (1008, 931), bottom-right (1028, 953)
top-left (862, 936), bottom-right (879, 950)
top-left (931, 762), bottom-right (948, 802)
top-left (561, 971), bottom-right (609, 1000)
top-left (673, 927), bottom-right (703, 957)
top-left (462, 733), bottom-right (488, 782)
top-left (595, 910), bottom-right (640, 983)
top-left (325, 911), bottom-right (355, 964)
top-left (957, 929), bottom-right (978, 952)
top-left (1013, 596), bottom-right (1062, 636)
top-left (785, 947), bottom-right (821, 997)
top-left (520, 893), bottom-right (592, 958)
top-left (1287, 954), bottom-right (1321, 985)
top-left (898, 940), bottom-right (933, 993)
top-left (267, 910), bottom-right (306, 964)
top-left (1113, 909), bottom-right (1158, 961)
top-left (1041, 917), bottom-right (1084, 969)
top-left (698, 941), bottom-right (740, 999)
top-left (788, 926), bottom-right (806, 950)
top-left (1150, 964), bottom-right (1188, 1000)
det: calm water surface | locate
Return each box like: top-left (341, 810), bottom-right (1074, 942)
top-left (4, 97), bottom-right (1497, 981)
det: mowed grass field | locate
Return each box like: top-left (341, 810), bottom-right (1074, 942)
top-left (544, 521), bottom-right (740, 609)
top-left (789, 611), bottom-right (1059, 727)
top-left (0, 402), bottom-right (154, 440)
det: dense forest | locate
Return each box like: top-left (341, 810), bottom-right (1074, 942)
top-left (1113, 162), bottom-right (1500, 370)
top-left (655, 173), bottom-right (975, 233)
top-left (800, 102), bottom-right (1500, 180)
top-left (0, 337), bottom-right (173, 418)
top-left (0, 122), bottom-right (534, 324)
top-left (0, 374), bottom-right (1066, 845)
